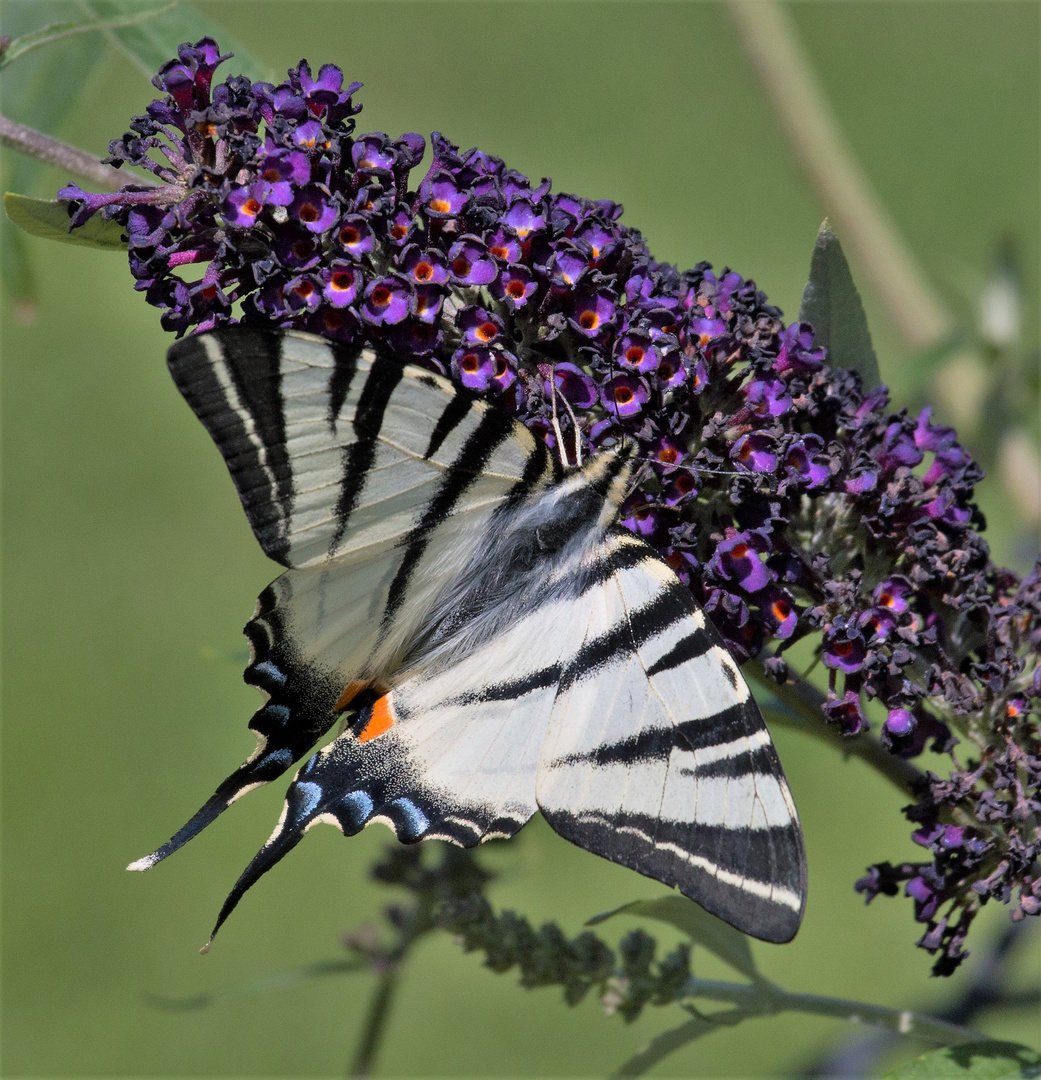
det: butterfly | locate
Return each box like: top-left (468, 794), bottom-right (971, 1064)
top-left (131, 326), bottom-right (807, 946)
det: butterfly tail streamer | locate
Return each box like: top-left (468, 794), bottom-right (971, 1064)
top-left (127, 756), bottom-right (295, 873)
top-left (201, 705), bottom-right (429, 948)
top-left (129, 578), bottom-right (347, 872)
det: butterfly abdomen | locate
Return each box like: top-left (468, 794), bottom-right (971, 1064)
top-left (397, 449), bottom-right (635, 673)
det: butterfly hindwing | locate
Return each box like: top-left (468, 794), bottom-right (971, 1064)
top-left (536, 531), bottom-right (806, 943)
top-left (203, 597), bottom-right (575, 940)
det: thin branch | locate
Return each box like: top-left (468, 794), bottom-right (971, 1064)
top-left (685, 976), bottom-right (982, 1046)
top-left (0, 114), bottom-right (157, 191)
top-left (798, 918), bottom-right (1040, 1077)
top-left (726, 0), bottom-right (952, 351)
top-left (615, 976), bottom-right (982, 1079)
top-left (747, 657), bottom-right (925, 799)
top-left (348, 963), bottom-right (402, 1079)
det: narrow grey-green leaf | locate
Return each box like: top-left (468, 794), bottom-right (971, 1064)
top-left (610, 1009), bottom-right (750, 1079)
top-left (79, 1), bottom-right (274, 84)
top-left (799, 219), bottom-right (882, 389)
top-left (587, 896), bottom-right (759, 981)
top-left (5, 193), bottom-right (126, 250)
top-left (0, 3), bottom-right (106, 195)
top-left (1, 17), bottom-right (111, 70)
top-left (0, 221), bottom-right (39, 314)
top-left (884, 1040), bottom-right (1041, 1079)
top-left (0, 3), bottom-right (177, 70)
top-left (144, 957), bottom-right (366, 1011)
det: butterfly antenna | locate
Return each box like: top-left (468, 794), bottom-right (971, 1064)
top-left (545, 370), bottom-right (572, 468)
top-left (558, 390), bottom-right (583, 466)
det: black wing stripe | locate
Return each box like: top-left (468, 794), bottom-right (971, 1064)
top-left (328, 360), bottom-right (405, 554)
top-left (325, 341), bottom-right (365, 429)
top-left (547, 809), bottom-right (803, 943)
top-left (676, 742), bottom-right (784, 780)
top-left (424, 389), bottom-right (477, 461)
top-left (444, 662), bottom-right (563, 706)
top-left (506, 431), bottom-right (562, 504)
top-left (644, 629), bottom-right (716, 677)
top-left (548, 721), bottom-right (783, 776)
top-left (552, 809), bottom-right (802, 890)
top-left (558, 580), bottom-right (694, 692)
top-left (381, 406), bottom-right (520, 628)
top-left (547, 702), bottom-right (765, 767)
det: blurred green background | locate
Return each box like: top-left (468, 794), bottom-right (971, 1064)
top-left (2, 2), bottom-right (1038, 1076)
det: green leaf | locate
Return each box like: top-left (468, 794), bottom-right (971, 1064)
top-left (4, 193), bottom-right (127, 250)
top-left (78, 0), bottom-right (274, 84)
top-left (799, 219), bottom-right (882, 389)
top-left (586, 895), bottom-right (760, 981)
top-left (0, 215), bottom-right (39, 313)
top-left (144, 957), bottom-right (367, 1011)
top-left (0, 4), bottom-right (110, 316)
top-left (885, 1040), bottom-right (1041, 1079)
top-left (0, 3), bottom-right (178, 70)
top-left (0, 3), bottom-right (107, 196)
top-left (610, 1010), bottom-right (749, 1079)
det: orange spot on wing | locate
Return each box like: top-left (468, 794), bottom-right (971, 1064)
top-left (335, 680), bottom-right (371, 712)
top-left (358, 696), bottom-right (395, 743)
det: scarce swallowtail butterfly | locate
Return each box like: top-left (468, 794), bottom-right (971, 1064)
top-left (132, 326), bottom-right (807, 945)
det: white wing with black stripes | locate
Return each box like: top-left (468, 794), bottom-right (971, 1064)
top-left (133, 326), bottom-right (806, 947)
top-left (536, 532), bottom-right (805, 943)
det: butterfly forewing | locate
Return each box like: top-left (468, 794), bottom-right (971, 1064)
top-left (166, 328), bottom-right (555, 568)
top-left (144, 327), bottom-right (807, 945)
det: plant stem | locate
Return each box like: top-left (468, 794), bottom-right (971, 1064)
top-left (348, 962), bottom-right (403, 1079)
top-left (347, 893), bottom-right (439, 1078)
top-left (725, 0), bottom-right (952, 352)
top-left (747, 657), bottom-right (925, 799)
top-left (0, 113), bottom-right (156, 191)
top-left (615, 976), bottom-right (983, 1078)
top-left (685, 976), bottom-right (981, 1045)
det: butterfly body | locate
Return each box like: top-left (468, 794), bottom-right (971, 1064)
top-left (135, 327), bottom-right (807, 946)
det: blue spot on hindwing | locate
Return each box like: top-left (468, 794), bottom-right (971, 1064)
top-left (259, 748), bottom-right (293, 768)
top-left (390, 797), bottom-right (429, 840)
top-left (251, 660), bottom-right (288, 686)
top-left (292, 781), bottom-right (323, 822)
top-left (261, 703), bottom-right (291, 726)
top-left (338, 790), bottom-right (374, 829)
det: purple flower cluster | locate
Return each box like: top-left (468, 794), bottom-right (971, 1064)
top-left (60, 41), bottom-right (1041, 975)
top-left (855, 563), bottom-right (1041, 973)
